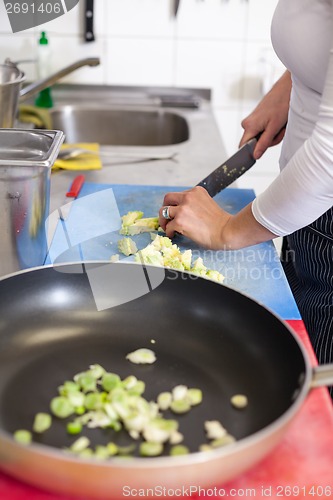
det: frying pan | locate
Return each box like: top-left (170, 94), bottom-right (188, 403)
top-left (0, 262), bottom-right (332, 499)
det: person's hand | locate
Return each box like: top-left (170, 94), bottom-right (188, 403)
top-left (159, 186), bottom-right (277, 250)
top-left (239, 70), bottom-right (292, 159)
top-left (159, 187), bottom-right (231, 249)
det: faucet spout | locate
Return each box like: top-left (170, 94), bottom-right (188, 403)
top-left (20, 57), bottom-right (100, 102)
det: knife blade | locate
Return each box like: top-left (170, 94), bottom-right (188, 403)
top-left (196, 137), bottom-right (258, 197)
top-left (59, 174), bottom-right (85, 221)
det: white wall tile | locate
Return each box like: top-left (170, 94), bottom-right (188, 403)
top-left (176, 0), bottom-right (247, 40)
top-left (105, 38), bottom-right (174, 86)
top-left (104, 0), bottom-right (175, 38)
top-left (0, 34), bottom-right (38, 80)
top-left (175, 39), bottom-right (244, 107)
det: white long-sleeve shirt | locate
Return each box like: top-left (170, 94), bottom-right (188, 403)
top-left (252, 0), bottom-right (333, 236)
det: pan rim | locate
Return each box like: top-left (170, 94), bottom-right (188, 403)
top-left (0, 261), bottom-right (312, 470)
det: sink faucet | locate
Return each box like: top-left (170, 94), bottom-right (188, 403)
top-left (19, 57), bottom-right (100, 102)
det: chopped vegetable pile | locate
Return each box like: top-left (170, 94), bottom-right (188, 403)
top-left (13, 360), bottom-right (242, 459)
top-left (135, 234), bottom-right (224, 284)
top-left (115, 211), bottom-right (225, 284)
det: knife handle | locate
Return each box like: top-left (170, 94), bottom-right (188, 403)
top-left (85, 0), bottom-right (95, 42)
top-left (66, 175), bottom-right (85, 198)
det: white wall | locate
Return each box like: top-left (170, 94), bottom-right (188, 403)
top-left (0, 0), bottom-right (285, 194)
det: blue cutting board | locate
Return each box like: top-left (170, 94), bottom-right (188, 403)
top-left (48, 183), bottom-right (301, 320)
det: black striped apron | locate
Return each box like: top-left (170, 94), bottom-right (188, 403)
top-left (281, 206), bottom-right (333, 399)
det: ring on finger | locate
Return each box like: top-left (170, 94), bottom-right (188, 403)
top-left (162, 205), bottom-right (172, 220)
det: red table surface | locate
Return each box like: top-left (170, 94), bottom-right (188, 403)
top-left (0, 320), bottom-right (332, 500)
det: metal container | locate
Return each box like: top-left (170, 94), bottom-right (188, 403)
top-left (0, 129), bottom-right (64, 277)
top-left (0, 63), bottom-right (25, 128)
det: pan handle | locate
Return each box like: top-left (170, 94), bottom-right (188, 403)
top-left (310, 363), bottom-right (333, 389)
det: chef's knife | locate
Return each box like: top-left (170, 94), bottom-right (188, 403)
top-left (59, 174), bottom-right (85, 221)
top-left (196, 136), bottom-right (258, 197)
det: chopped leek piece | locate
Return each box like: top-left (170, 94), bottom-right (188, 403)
top-left (126, 348), bottom-right (156, 365)
top-left (89, 364), bottom-right (106, 379)
top-left (139, 442), bottom-right (163, 457)
top-left (13, 429), bottom-right (32, 445)
top-left (187, 388), bottom-right (203, 406)
top-left (211, 434), bottom-right (236, 447)
top-left (70, 436), bottom-right (90, 453)
top-left (102, 373), bottom-right (121, 392)
top-left (50, 397), bottom-right (74, 419)
top-left (33, 412), bottom-right (52, 433)
top-left (170, 399), bottom-right (191, 414)
top-left (204, 420), bottom-right (227, 440)
top-left (107, 442), bottom-right (119, 456)
top-left (170, 445), bottom-right (189, 456)
top-left (230, 394), bottom-right (248, 409)
top-left (75, 372), bottom-right (97, 393)
top-left (157, 391), bottom-right (172, 411)
top-left (67, 421), bottom-right (82, 435)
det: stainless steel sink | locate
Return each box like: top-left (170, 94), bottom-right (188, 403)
top-left (49, 105), bottom-right (189, 146)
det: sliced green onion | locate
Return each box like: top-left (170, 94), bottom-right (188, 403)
top-left (50, 397), bottom-right (74, 419)
top-left (33, 412), bottom-right (52, 433)
top-left (13, 429), bottom-right (32, 445)
top-left (139, 442), bottom-right (163, 457)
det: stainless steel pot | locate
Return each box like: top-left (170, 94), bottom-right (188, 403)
top-left (0, 57), bottom-right (100, 128)
top-left (0, 129), bottom-right (64, 277)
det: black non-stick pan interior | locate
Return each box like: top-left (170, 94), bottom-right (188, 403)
top-left (0, 263), bottom-right (306, 455)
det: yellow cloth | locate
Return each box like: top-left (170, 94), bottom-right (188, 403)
top-left (19, 105), bottom-right (52, 129)
top-left (53, 143), bottom-right (102, 171)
